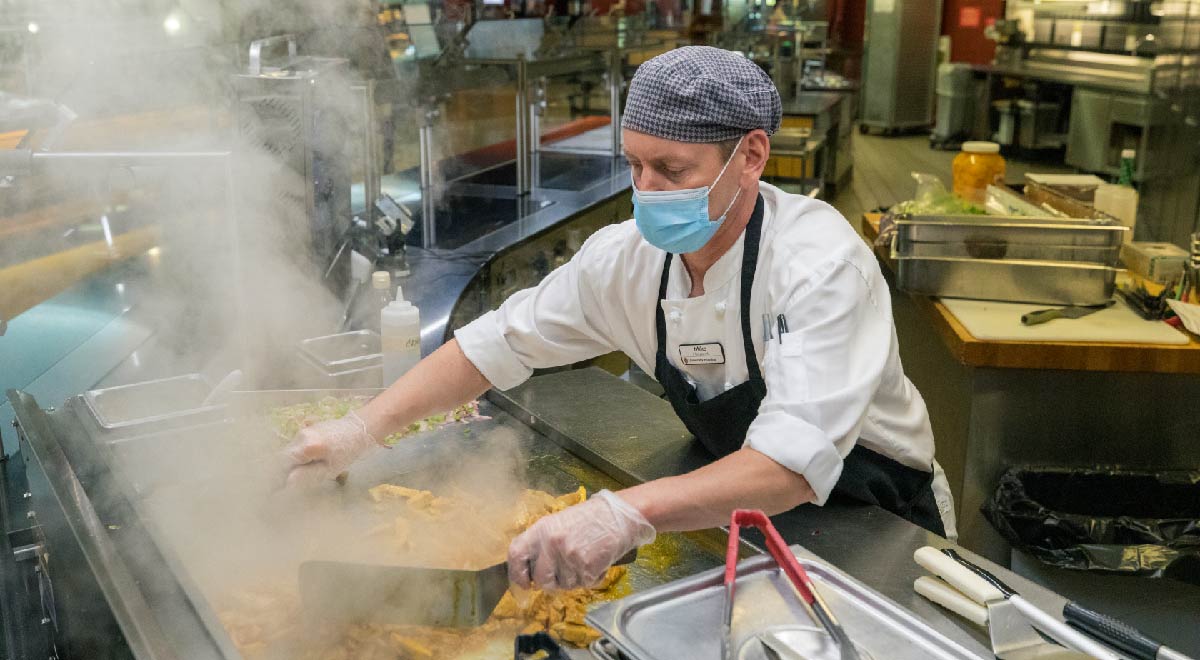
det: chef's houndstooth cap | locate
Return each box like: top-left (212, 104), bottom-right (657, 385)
top-left (622, 46), bottom-right (782, 143)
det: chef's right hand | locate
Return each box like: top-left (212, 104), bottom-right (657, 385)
top-left (281, 411), bottom-right (383, 488)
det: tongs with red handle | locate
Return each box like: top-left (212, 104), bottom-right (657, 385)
top-left (723, 509), bottom-right (860, 660)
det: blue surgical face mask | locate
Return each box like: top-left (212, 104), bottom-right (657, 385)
top-left (632, 136), bottom-right (745, 254)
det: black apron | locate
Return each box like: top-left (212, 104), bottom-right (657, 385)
top-left (653, 194), bottom-right (945, 537)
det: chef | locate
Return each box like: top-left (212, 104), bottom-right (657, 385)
top-left (284, 46), bottom-right (957, 591)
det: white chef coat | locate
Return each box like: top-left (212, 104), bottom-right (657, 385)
top-left (456, 182), bottom-right (956, 535)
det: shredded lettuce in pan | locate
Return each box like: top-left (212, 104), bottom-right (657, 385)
top-left (269, 396), bottom-right (484, 446)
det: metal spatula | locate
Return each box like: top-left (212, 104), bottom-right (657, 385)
top-left (299, 550), bottom-right (637, 628)
top-left (299, 558), bottom-right (512, 628)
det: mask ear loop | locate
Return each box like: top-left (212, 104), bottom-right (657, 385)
top-left (713, 186), bottom-right (742, 222)
top-left (711, 134), bottom-right (747, 187)
top-left (710, 134), bottom-right (747, 222)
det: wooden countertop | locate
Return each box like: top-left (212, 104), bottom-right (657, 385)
top-left (862, 213), bottom-right (1200, 374)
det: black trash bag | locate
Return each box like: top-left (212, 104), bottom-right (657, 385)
top-left (982, 466), bottom-right (1200, 583)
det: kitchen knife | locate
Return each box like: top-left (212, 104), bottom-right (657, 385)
top-left (913, 547), bottom-right (1101, 660)
top-left (939, 549), bottom-right (1125, 660)
top-left (1021, 300), bottom-right (1115, 326)
top-left (1063, 602), bottom-right (1195, 660)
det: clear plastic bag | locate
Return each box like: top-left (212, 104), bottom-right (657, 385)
top-left (876, 173), bottom-right (985, 249)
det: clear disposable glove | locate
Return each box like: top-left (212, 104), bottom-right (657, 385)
top-left (281, 410), bottom-right (383, 488)
top-left (507, 489), bottom-right (655, 591)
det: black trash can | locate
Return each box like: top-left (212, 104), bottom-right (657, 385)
top-left (983, 466), bottom-right (1200, 585)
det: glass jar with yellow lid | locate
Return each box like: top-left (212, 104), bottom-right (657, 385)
top-left (952, 141), bottom-right (1006, 204)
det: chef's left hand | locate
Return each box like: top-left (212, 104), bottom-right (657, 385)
top-left (508, 489), bottom-right (655, 591)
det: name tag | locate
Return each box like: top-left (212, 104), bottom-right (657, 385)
top-left (679, 343), bottom-right (725, 365)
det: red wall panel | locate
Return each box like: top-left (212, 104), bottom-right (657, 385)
top-left (941, 0), bottom-right (1004, 65)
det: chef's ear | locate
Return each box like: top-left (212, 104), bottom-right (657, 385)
top-left (739, 129), bottom-right (771, 185)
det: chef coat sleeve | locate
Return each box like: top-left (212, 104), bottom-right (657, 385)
top-left (744, 257), bottom-right (893, 505)
top-left (453, 229), bottom-right (619, 391)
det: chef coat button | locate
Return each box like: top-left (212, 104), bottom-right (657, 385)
top-left (669, 310), bottom-right (682, 324)
top-left (715, 302), bottom-right (727, 316)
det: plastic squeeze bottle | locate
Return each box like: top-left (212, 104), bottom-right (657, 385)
top-left (381, 285), bottom-right (421, 384)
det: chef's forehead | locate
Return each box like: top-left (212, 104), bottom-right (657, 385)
top-left (621, 129), bottom-right (728, 165)
top-left (622, 46), bottom-right (782, 144)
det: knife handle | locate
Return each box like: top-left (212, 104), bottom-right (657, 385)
top-left (913, 547), bottom-right (1004, 605)
top-left (1021, 309), bottom-right (1062, 326)
top-left (913, 576), bottom-right (989, 626)
top-left (1064, 602), bottom-right (1165, 660)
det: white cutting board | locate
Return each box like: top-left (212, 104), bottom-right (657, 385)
top-left (940, 298), bottom-right (1190, 345)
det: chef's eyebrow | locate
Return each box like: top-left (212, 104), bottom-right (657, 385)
top-left (622, 152), bottom-right (691, 171)
top-left (650, 157), bottom-right (690, 170)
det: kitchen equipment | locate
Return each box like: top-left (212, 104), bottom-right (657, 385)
top-left (298, 558), bottom-right (511, 628)
top-left (299, 546), bottom-right (637, 628)
top-left (1063, 603), bottom-right (1195, 660)
top-left (1016, 100), bottom-right (1063, 151)
top-left (587, 543), bottom-right (981, 660)
top-left (81, 373), bottom-right (227, 431)
top-left (985, 185), bottom-right (1058, 218)
top-left (515, 631), bottom-right (571, 659)
top-left (1121, 242), bottom-right (1190, 285)
top-left (860, 0), bottom-right (943, 134)
top-left (300, 549), bottom-right (638, 633)
top-left (932, 63), bottom-right (975, 148)
top-left (8, 386), bottom-right (729, 660)
top-left (758, 629), bottom-right (874, 660)
top-left (940, 552), bottom-right (1195, 660)
top-left (297, 329), bottom-right (383, 387)
top-left (913, 546), bottom-right (1121, 660)
top-left (1020, 300), bottom-right (1115, 326)
top-left (723, 510), bottom-right (858, 660)
top-left (941, 297), bottom-right (1189, 344)
top-left (892, 213), bottom-right (1127, 305)
top-left (202, 369), bottom-right (244, 407)
top-left (893, 214), bottom-right (1127, 255)
top-left (894, 257), bottom-right (1121, 306)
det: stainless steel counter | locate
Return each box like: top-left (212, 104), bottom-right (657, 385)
top-left (781, 92), bottom-right (844, 118)
top-left (7, 356), bottom-right (1198, 657)
top-left (973, 61), bottom-right (1153, 96)
top-left (493, 367), bottom-right (1200, 657)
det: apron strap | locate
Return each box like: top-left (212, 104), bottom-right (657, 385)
top-left (739, 195), bottom-right (765, 383)
top-left (656, 250), bottom-right (672, 358)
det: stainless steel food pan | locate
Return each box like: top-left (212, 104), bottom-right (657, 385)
top-left (894, 214), bottom-right (1127, 252)
top-left (893, 256), bottom-right (1120, 305)
top-left (81, 373), bottom-right (225, 430)
top-left (587, 545), bottom-right (982, 660)
top-left (892, 239), bottom-right (1120, 264)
